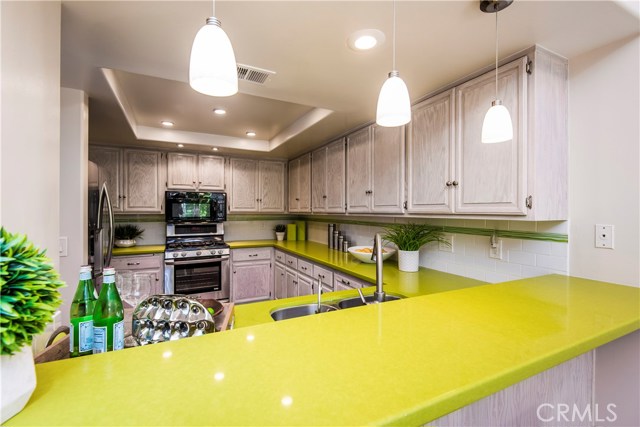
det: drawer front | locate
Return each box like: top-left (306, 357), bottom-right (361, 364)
top-left (112, 254), bottom-right (162, 270)
top-left (297, 259), bottom-right (313, 276)
top-left (274, 250), bottom-right (286, 264)
top-left (313, 265), bottom-right (333, 287)
top-left (334, 273), bottom-right (367, 289)
top-left (284, 254), bottom-right (298, 270)
top-left (232, 248), bottom-right (272, 262)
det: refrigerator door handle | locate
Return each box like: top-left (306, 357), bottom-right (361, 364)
top-left (96, 182), bottom-right (115, 268)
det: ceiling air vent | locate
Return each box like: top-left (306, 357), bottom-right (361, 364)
top-left (236, 64), bottom-right (276, 85)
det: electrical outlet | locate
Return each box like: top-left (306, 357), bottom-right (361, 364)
top-left (439, 235), bottom-right (454, 253)
top-left (59, 237), bottom-right (68, 257)
top-left (595, 224), bottom-right (614, 249)
top-left (489, 239), bottom-right (503, 260)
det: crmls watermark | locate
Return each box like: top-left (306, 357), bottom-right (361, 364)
top-left (537, 403), bottom-right (617, 423)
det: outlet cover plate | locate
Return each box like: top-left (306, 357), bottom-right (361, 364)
top-left (595, 224), bottom-right (614, 249)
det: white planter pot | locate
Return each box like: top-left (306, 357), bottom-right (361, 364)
top-left (114, 239), bottom-right (136, 248)
top-left (0, 346), bottom-right (36, 423)
top-left (397, 250), bottom-right (420, 272)
top-left (275, 232), bottom-right (285, 241)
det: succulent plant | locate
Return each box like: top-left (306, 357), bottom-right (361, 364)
top-left (0, 228), bottom-right (65, 355)
top-left (114, 224), bottom-right (144, 240)
top-left (274, 224), bottom-right (287, 233)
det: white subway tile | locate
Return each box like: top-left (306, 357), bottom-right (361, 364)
top-left (463, 220), bottom-right (486, 228)
top-left (474, 256), bottom-right (497, 271)
top-left (501, 238), bottom-right (523, 251)
top-left (496, 260), bottom-right (522, 275)
top-left (508, 250), bottom-right (536, 266)
top-left (445, 219), bottom-right (466, 227)
top-left (523, 240), bottom-right (551, 255)
top-left (465, 242), bottom-right (488, 258)
top-left (485, 220), bottom-right (509, 230)
top-left (464, 267), bottom-right (487, 281)
top-left (455, 234), bottom-right (475, 247)
top-left (455, 253), bottom-right (476, 265)
top-left (508, 221), bottom-right (537, 232)
top-left (536, 254), bottom-right (568, 272)
top-left (446, 263), bottom-right (468, 277)
top-left (549, 242), bottom-right (569, 257)
top-left (521, 266), bottom-right (566, 278)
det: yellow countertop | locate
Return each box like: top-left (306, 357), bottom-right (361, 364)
top-left (7, 275), bottom-right (639, 426)
top-left (112, 245), bottom-right (165, 256)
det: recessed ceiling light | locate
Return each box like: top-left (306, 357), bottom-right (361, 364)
top-left (246, 131), bottom-right (256, 137)
top-left (177, 144), bottom-right (184, 148)
top-left (213, 108), bottom-right (226, 115)
top-left (161, 121), bottom-right (174, 127)
top-left (347, 29), bottom-right (385, 51)
top-left (212, 147), bottom-right (219, 151)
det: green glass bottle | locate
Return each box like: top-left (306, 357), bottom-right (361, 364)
top-left (69, 265), bottom-right (98, 357)
top-left (93, 267), bottom-right (125, 353)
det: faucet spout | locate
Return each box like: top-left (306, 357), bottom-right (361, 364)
top-left (316, 276), bottom-right (323, 313)
top-left (372, 233), bottom-right (385, 303)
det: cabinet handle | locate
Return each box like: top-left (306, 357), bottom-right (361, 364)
top-left (452, 181), bottom-right (459, 186)
top-left (126, 262), bottom-right (140, 266)
top-left (193, 181), bottom-right (196, 185)
top-left (296, 198), bottom-right (300, 201)
top-left (249, 254), bottom-right (258, 257)
top-left (122, 195), bottom-right (127, 199)
top-left (446, 181), bottom-right (453, 187)
top-left (323, 195), bottom-right (327, 199)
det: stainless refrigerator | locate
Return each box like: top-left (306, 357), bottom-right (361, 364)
top-left (88, 161), bottom-right (114, 283)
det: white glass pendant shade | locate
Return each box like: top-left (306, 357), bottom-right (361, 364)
top-left (376, 71), bottom-right (411, 127)
top-left (481, 100), bottom-right (513, 143)
top-left (189, 17), bottom-right (238, 97)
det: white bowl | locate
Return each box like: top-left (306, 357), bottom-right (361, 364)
top-left (347, 246), bottom-right (396, 264)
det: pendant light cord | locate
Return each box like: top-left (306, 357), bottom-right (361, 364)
top-left (494, 10), bottom-right (498, 100)
top-left (392, 0), bottom-right (396, 71)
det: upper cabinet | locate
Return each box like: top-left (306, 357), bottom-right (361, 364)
top-left (288, 153), bottom-right (311, 213)
top-left (229, 158), bottom-right (285, 213)
top-left (407, 46), bottom-right (567, 220)
top-left (90, 146), bottom-right (164, 213)
top-left (167, 153), bottom-right (224, 191)
top-left (311, 139), bottom-right (345, 213)
top-left (347, 124), bottom-right (404, 214)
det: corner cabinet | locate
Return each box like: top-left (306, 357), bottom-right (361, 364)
top-left (312, 139), bottom-right (346, 213)
top-left (288, 154), bottom-right (311, 213)
top-left (347, 124), bottom-right (405, 214)
top-left (229, 158), bottom-right (285, 213)
top-left (407, 46), bottom-right (568, 220)
top-left (167, 153), bottom-right (224, 191)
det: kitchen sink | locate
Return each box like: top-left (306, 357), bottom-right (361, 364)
top-left (270, 304), bottom-right (338, 321)
top-left (336, 294), bottom-right (403, 309)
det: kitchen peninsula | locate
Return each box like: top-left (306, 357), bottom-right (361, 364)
top-left (6, 270), bottom-right (639, 426)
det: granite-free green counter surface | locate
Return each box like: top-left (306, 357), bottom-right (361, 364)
top-left (7, 274), bottom-right (639, 426)
top-left (112, 245), bottom-right (165, 256)
top-left (228, 240), bottom-right (487, 328)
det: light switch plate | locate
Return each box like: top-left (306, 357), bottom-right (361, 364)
top-left (489, 239), bottom-right (503, 260)
top-left (595, 224), bottom-right (614, 249)
top-left (59, 237), bottom-right (68, 257)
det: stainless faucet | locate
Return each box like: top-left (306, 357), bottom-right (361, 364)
top-left (371, 233), bottom-right (386, 303)
top-left (316, 276), bottom-right (323, 313)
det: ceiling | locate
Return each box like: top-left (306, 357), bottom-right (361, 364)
top-left (61, 1), bottom-right (639, 160)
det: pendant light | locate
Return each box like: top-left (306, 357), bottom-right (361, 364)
top-left (480, 0), bottom-right (513, 143)
top-left (189, 0), bottom-right (238, 97)
top-left (376, 0), bottom-right (411, 127)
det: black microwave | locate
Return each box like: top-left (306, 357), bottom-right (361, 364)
top-left (165, 191), bottom-right (227, 223)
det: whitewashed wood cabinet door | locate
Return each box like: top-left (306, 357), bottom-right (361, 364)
top-left (372, 125), bottom-right (405, 213)
top-left (288, 158), bottom-right (300, 212)
top-left (311, 146), bottom-right (327, 212)
top-left (167, 153), bottom-right (197, 190)
top-left (285, 268), bottom-right (298, 298)
top-left (274, 263), bottom-right (286, 299)
top-left (297, 274), bottom-right (313, 296)
top-left (346, 126), bottom-right (373, 213)
top-left (259, 161), bottom-right (285, 212)
top-left (407, 89), bottom-right (456, 213)
top-left (231, 260), bottom-right (272, 303)
top-left (298, 153), bottom-right (311, 212)
top-left (229, 158), bottom-right (258, 212)
top-left (456, 57), bottom-right (527, 215)
top-left (89, 146), bottom-right (123, 212)
top-left (197, 155), bottom-right (225, 190)
top-left (123, 149), bottom-right (163, 213)
top-left (325, 139), bottom-right (346, 213)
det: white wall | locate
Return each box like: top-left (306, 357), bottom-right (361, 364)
top-left (59, 88), bottom-right (89, 326)
top-left (568, 34), bottom-right (640, 427)
top-left (1, 1), bottom-right (61, 265)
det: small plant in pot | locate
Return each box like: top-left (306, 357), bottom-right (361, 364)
top-left (114, 224), bottom-right (144, 248)
top-left (274, 224), bottom-right (286, 241)
top-left (0, 227), bottom-right (64, 422)
top-left (382, 223), bottom-right (449, 272)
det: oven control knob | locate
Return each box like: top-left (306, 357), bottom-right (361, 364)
top-left (196, 251), bottom-right (202, 256)
top-left (210, 250), bottom-right (216, 255)
top-left (181, 252), bottom-right (187, 257)
top-left (217, 249), bottom-right (224, 255)
top-left (172, 253), bottom-right (178, 258)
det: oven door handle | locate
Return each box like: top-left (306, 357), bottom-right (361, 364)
top-left (164, 257), bottom-right (229, 266)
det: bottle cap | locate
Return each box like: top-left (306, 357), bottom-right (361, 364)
top-left (80, 265), bottom-right (92, 273)
top-left (103, 267), bottom-right (116, 276)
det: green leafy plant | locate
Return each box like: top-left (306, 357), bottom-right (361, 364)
top-left (382, 223), bottom-right (449, 252)
top-left (114, 224), bottom-right (144, 240)
top-left (274, 224), bottom-right (286, 233)
top-left (0, 228), bottom-right (65, 355)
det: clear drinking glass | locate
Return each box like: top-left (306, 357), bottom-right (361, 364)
top-left (116, 271), bottom-right (133, 307)
top-left (128, 273), bottom-right (152, 308)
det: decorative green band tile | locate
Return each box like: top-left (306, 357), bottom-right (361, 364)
top-left (115, 214), bottom-right (165, 223)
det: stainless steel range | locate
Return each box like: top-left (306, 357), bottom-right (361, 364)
top-left (164, 222), bottom-right (230, 301)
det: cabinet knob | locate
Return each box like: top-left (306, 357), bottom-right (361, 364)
top-left (296, 198), bottom-right (300, 201)
top-left (126, 262), bottom-right (140, 266)
top-left (446, 181), bottom-right (453, 187)
top-left (322, 195), bottom-right (327, 199)
top-left (452, 181), bottom-right (459, 186)
top-left (122, 195), bottom-right (127, 199)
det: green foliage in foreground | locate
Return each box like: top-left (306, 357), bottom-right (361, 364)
top-left (0, 228), bottom-right (64, 355)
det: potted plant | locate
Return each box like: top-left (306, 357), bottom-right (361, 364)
top-left (382, 223), bottom-right (449, 272)
top-left (0, 227), bottom-right (64, 423)
top-left (114, 224), bottom-right (144, 248)
top-left (274, 224), bottom-right (286, 241)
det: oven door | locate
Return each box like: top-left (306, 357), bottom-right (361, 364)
top-left (164, 256), bottom-right (230, 301)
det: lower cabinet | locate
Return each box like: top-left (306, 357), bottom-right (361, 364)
top-left (334, 272), bottom-right (368, 290)
top-left (274, 249), bottom-right (342, 299)
top-left (110, 253), bottom-right (164, 297)
top-left (231, 248), bottom-right (273, 303)
top-left (274, 263), bottom-right (286, 299)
